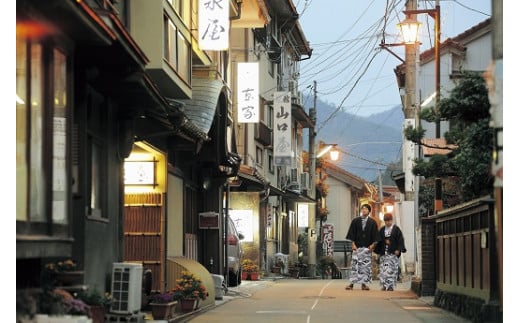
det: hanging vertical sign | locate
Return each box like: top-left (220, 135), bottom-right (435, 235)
top-left (237, 62), bottom-right (259, 123)
top-left (199, 0), bottom-right (229, 50)
top-left (267, 203), bottom-right (273, 227)
top-left (273, 91), bottom-right (292, 166)
top-left (321, 223), bottom-right (334, 257)
top-left (297, 204), bottom-right (309, 228)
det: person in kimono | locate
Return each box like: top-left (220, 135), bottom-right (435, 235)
top-left (345, 203), bottom-right (380, 291)
top-left (375, 212), bottom-right (406, 291)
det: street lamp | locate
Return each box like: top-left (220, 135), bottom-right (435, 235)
top-left (398, 4), bottom-right (440, 138)
top-left (307, 141), bottom-right (339, 277)
top-left (314, 142), bottom-right (339, 260)
top-left (316, 143), bottom-right (339, 160)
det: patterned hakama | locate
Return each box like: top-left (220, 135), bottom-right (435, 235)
top-left (349, 247), bottom-right (373, 284)
top-left (378, 254), bottom-right (399, 289)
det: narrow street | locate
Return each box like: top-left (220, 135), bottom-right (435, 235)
top-left (177, 277), bottom-right (470, 323)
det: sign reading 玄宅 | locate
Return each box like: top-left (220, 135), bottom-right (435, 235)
top-left (237, 62), bottom-right (259, 123)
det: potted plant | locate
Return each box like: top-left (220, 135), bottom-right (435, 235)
top-left (241, 259), bottom-right (259, 280)
top-left (172, 271), bottom-right (208, 312)
top-left (149, 291), bottom-right (176, 320)
top-left (32, 288), bottom-right (92, 323)
top-left (288, 260), bottom-right (300, 279)
top-left (271, 257), bottom-right (285, 274)
top-left (319, 255), bottom-right (336, 279)
top-left (43, 259), bottom-right (84, 287)
top-left (77, 289), bottom-right (112, 323)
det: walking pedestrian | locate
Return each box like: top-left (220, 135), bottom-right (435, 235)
top-left (345, 203), bottom-right (380, 290)
top-left (375, 213), bottom-right (406, 291)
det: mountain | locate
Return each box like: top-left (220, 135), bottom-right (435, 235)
top-left (304, 99), bottom-right (404, 183)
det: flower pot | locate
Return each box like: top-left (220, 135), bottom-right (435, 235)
top-left (241, 272), bottom-right (249, 281)
top-left (179, 298), bottom-right (198, 313)
top-left (248, 272), bottom-right (259, 281)
top-left (89, 305), bottom-right (106, 323)
top-left (151, 301), bottom-right (176, 320)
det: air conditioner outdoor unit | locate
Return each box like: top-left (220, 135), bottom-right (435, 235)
top-left (300, 172), bottom-right (309, 190)
top-left (290, 167), bottom-right (298, 183)
top-left (110, 262), bottom-right (143, 314)
top-left (288, 80), bottom-right (298, 98)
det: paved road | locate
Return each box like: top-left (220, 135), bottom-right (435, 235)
top-left (174, 276), bottom-right (471, 323)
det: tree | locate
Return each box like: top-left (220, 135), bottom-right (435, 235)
top-left (405, 72), bottom-right (493, 213)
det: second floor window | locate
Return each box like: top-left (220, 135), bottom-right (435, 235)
top-left (256, 146), bottom-right (263, 167)
top-left (164, 15), bottom-right (192, 84)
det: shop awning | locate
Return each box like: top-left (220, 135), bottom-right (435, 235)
top-left (179, 78), bottom-right (226, 136)
top-left (283, 190), bottom-right (315, 203)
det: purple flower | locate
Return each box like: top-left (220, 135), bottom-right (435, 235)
top-left (63, 298), bottom-right (90, 315)
top-left (151, 292), bottom-right (174, 304)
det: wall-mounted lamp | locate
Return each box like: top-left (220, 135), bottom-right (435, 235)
top-left (202, 177), bottom-right (212, 191)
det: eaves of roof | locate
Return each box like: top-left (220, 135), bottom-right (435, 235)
top-left (323, 160), bottom-right (366, 191)
top-left (283, 189), bottom-right (315, 203)
top-left (292, 104), bottom-right (314, 128)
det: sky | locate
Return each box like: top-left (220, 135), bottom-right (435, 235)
top-left (295, 0), bottom-right (492, 118)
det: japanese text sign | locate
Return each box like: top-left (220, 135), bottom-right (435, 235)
top-left (273, 91), bottom-right (292, 165)
top-left (237, 62), bottom-right (259, 123)
top-left (199, 0), bottom-right (229, 50)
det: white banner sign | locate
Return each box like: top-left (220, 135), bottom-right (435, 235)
top-left (273, 92), bottom-right (292, 166)
top-left (322, 223), bottom-right (334, 257)
top-left (199, 0), bottom-right (229, 50)
top-left (297, 204), bottom-right (309, 227)
top-left (237, 62), bottom-right (259, 123)
top-left (229, 209), bottom-right (254, 242)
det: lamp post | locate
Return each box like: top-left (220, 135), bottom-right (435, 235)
top-left (398, 3), bottom-right (442, 213)
top-left (399, 4), bottom-right (440, 138)
top-left (315, 142), bottom-right (338, 263)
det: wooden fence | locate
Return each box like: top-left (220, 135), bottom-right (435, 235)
top-left (423, 196), bottom-right (501, 322)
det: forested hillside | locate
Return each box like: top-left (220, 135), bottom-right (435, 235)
top-left (304, 98), bottom-right (404, 183)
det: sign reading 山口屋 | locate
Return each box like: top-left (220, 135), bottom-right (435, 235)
top-left (273, 91), bottom-right (292, 166)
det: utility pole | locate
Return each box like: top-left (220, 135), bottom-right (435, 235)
top-left (403, 0), bottom-right (418, 202)
top-left (433, 0), bottom-right (443, 214)
top-left (308, 80), bottom-right (317, 277)
top-left (402, 0), bottom-right (419, 278)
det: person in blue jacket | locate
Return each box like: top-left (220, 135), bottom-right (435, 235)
top-left (345, 203), bottom-right (380, 291)
top-left (375, 212), bottom-right (406, 291)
